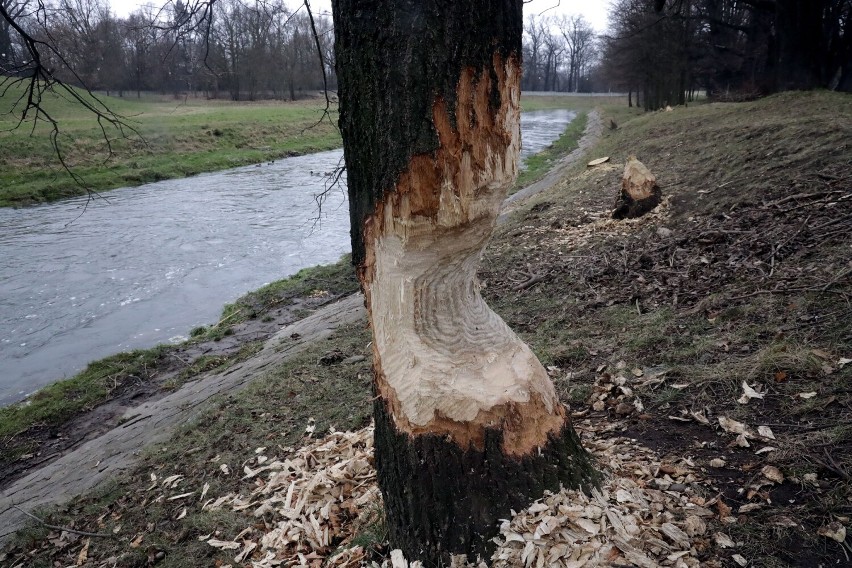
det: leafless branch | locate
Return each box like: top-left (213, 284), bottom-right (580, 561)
top-left (0, 0), bottom-right (146, 207)
top-left (301, 0), bottom-right (336, 134)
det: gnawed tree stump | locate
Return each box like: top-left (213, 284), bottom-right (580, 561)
top-left (612, 156), bottom-right (661, 219)
top-left (332, 0), bottom-right (600, 565)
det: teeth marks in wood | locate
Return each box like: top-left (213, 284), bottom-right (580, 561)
top-left (361, 57), bottom-right (565, 456)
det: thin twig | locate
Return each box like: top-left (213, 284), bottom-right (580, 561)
top-left (301, 0), bottom-right (336, 134)
top-left (13, 505), bottom-right (115, 538)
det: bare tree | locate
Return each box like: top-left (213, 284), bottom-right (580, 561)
top-left (0, 0), bottom-right (25, 72)
top-left (558, 14), bottom-right (596, 92)
top-left (522, 14), bottom-right (545, 90)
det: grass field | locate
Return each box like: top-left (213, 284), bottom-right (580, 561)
top-left (0, 85), bottom-right (341, 206)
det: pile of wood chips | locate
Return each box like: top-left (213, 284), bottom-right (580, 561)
top-left (202, 413), bottom-right (729, 568)
top-left (203, 426), bottom-right (379, 567)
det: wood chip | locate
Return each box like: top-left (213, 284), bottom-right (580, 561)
top-left (198, 419), bottom-right (710, 568)
top-left (817, 522), bottom-right (847, 543)
top-left (761, 465), bottom-right (784, 484)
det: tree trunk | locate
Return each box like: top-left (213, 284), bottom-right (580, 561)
top-left (332, 1), bottom-right (599, 565)
top-left (774, 0), bottom-right (826, 90)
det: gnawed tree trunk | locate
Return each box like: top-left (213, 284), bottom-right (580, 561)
top-left (613, 156), bottom-right (661, 219)
top-left (332, 1), bottom-right (599, 565)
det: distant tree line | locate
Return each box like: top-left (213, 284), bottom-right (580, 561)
top-left (521, 14), bottom-right (601, 92)
top-left (3, 0), bottom-right (848, 106)
top-left (0, 0), bottom-right (334, 100)
top-left (600, 0), bottom-right (852, 110)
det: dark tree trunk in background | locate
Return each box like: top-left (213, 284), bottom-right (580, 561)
top-left (332, 0), bottom-right (599, 565)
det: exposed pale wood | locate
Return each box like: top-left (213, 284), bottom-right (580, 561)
top-left (362, 57), bottom-right (564, 457)
top-left (612, 155), bottom-right (661, 219)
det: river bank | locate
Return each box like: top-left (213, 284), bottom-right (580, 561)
top-left (2, 91), bottom-right (850, 567)
top-left (0, 106), bottom-right (582, 402)
top-left (0, 104), bottom-right (596, 492)
top-left (0, 90), bottom-right (606, 208)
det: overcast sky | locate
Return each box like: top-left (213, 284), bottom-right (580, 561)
top-left (108, 0), bottom-right (611, 33)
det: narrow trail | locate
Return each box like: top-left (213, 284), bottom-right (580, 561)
top-left (0, 110), bottom-right (602, 544)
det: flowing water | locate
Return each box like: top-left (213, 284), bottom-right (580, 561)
top-left (0, 108), bottom-right (576, 404)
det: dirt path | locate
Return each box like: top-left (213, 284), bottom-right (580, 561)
top-left (0, 110), bottom-right (601, 544)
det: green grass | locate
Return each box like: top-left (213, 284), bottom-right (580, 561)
top-left (0, 83), bottom-right (341, 206)
top-left (520, 94), bottom-right (628, 112)
top-left (0, 88), bottom-right (625, 207)
top-left (217, 254), bottom-right (358, 326)
top-left (0, 346), bottom-right (170, 458)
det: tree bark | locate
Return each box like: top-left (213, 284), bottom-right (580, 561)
top-left (332, 0), bottom-right (599, 565)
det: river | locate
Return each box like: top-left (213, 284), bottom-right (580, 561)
top-left (0, 108), bottom-right (576, 404)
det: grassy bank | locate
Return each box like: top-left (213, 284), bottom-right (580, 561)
top-left (4, 92), bottom-right (850, 567)
top-left (520, 94), bottom-right (627, 112)
top-left (0, 255), bottom-right (357, 477)
top-left (0, 86), bottom-right (341, 206)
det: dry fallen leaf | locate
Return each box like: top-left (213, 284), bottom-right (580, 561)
top-left (770, 516), bottom-right (799, 528)
top-left (757, 426), bottom-right (775, 439)
top-left (715, 532), bottom-right (735, 548)
top-left (709, 458), bottom-right (726, 468)
top-left (761, 465), bottom-right (784, 484)
top-left (817, 522), bottom-right (847, 543)
top-left (76, 538), bottom-right (90, 566)
top-left (737, 381), bottom-right (765, 404)
top-left (732, 553), bottom-right (748, 566)
top-left (690, 410), bottom-right (710, 425)
top-left (719, 416), bottom-right (750, 435)
top-left (735, 434), bottom-right (751, 448)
